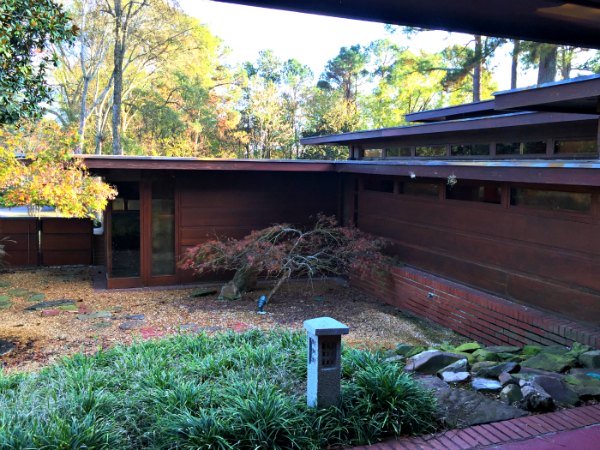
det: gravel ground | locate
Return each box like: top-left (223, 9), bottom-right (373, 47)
top-left (0, 266), bottom-right (465, 372)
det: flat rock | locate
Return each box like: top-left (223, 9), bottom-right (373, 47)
top-left (438, 358), bottom-right (469, 374)
top-left (77, 311), bottom-right (112, 320)
top-left (40, 309), bottom-right (60, 317)
top-left (395, 344), bottom-right (423, 357)
top-left (472, 377), bottom-right (503, 393)
top-left (0, 339), bottom-right (15, 356)
top-left (440, 371), bottom-right (470, 383)
top-left (522, 352), bottom-right (576, 372)
top-left (499, 372), bottom-right (519, 386)
top-left (454, 342), bottom-right (482, 353)
top-left (533, 375), bottom-right (579, 406)
top-left (405, 350), bottom-right (464, 374)
top-left (25, 299), bottom-right (75, 311)
top-left (119, 321), bottom-right (143, 330)
top-left (578, 350), bottom-right (600, 369)
top-left (471, 349), bottom-right (502, 363)
top-left (417, 376), bottom-right (526, 428)
top-left (125, 314), bottom-right (145, 321)
top-left (475, 362), bottom-right (520, 379)
top-left (485, 345), bottom-right (522, 354)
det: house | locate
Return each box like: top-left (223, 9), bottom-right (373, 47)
top-left (1, 0), bottom-right (598, 348)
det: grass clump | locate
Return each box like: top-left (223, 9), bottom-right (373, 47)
top-left (0, 330), bottom-right (436, 449)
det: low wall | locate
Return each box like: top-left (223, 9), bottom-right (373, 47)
top-left (351, 264), bottom-right (600, 349)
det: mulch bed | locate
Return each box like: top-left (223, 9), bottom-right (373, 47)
top-left (0, 266), bottom-right (464, 372)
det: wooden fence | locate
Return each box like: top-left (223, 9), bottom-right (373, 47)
top-left (0, 218), bottom-right (92, 267)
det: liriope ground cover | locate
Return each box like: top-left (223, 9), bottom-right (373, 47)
top-left (0, 330), bottom-right (436, 449)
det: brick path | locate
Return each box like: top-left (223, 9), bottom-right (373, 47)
top-left (352, 404), bottom-right (600, 449)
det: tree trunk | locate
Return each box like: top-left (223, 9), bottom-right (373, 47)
top-left (111, 0), bottom-right (123, 155)
top-left (77, 76), bottom-right (90, 154)
top-left (511, 39), bottom-right (520, 90)
top-left (472, 35), bottom-right (482, 102)
top-left (537, 45), bottom-right (557, 85)
top-left (267, 268), bottom-right (292, 302)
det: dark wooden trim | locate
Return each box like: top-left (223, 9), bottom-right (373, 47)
top-left (405, 100), bottom-right (498, 123)
top-left (495, 75), bottom-right (600, 115)
top-left (300, 112), bottom-right (599, 146)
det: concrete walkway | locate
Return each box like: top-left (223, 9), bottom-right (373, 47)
top-left (353, 404), bottom-right (600, 449)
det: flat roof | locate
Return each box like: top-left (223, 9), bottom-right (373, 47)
top-left (215, 0), bottom-right (600, 49)
top-left (494, 75), bottom-right (600, 115)
top-left (82, 155), bottom-right (600, 187)
top-left (405, 100), bottom-right (501, 123)
top-left (300, 112), bottom-right (599, 146)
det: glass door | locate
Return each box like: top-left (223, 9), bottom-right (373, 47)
top-left (147, 180), bottom-right (176, 285)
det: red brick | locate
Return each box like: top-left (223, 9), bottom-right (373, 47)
top-left (478, 424), bottom-right (510, 443)
top-left (559, 410), bottom-right (592, 427)
top-left (439, 430), bottom-right (472, 449)
top-left (491, 421), bottom-right (531, 440)
top-left (536, 414), bottom-right (569, 431)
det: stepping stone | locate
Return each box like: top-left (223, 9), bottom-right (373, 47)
top-left (232, 322), bottom-right (250, 333)
top-left (0, 296), bottom-right (12, 309)
top-left (140, 327), bottom-right (164, 339)
top-left (0, 280), bottom-right (11, 288)
top-left (0, 339), bottom-right (15, 356)
top-left (25, 300), bottom-right (75, 311)
top-left (40, 309), bottom-right (60, 317)
top-left (119, 321), bottom-right (143, 330)
top-left (77, 311), bottom-right (112, 320)
top-left (125, 314), bottom-right (145, 321)
top-left (7, 288), bottom-right (30, 298)
top-left (27, 293), bottom-right (45, 302)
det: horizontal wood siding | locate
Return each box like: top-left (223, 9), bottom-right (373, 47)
top-left (41, 219), bottom-right (93, 266)
top-left (354, 178), bottom-right (600, 323)
top-left (0, 219), bottom-right (38, 266)
top-left (177, 172), bottom-right (339, 281)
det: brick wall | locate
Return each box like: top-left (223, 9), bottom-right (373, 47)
top-left (351, 264), bottom-right (600, 349)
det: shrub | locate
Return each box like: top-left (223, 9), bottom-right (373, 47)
top-left (0, 331), bottom-right (437, 449)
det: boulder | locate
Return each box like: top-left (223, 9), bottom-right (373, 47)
top-left (440, 371), bottom-right (470, 383)
top-left (533, 375), bottom-right (579, 406)
top-left (405, 350), bottom-right (464, 374)
top-left (474, 362), bottom-right (520, 379)
top-left (500, 384), bottom-right (523, 405)
top-left (565, 372), bottom-right (600, 398)
top-left (519, 382), bottom-right (554, 412)
top-left (578, 350), bottom-right (600, 369)
top-left (0, 339), bottom-right (15, 356)
top-left (218, 281), bottom-right (241, 301)
top-left (454, 342), bottom-right (482, 353)
top-left (438, 358), bottom-right (469, 374)
top-left (472, 377), bottom-right (503, 393)
top-left (499, 372), bottom-right (519, 386)
top-left (416, 376), bottom-right (527, 428)
top-left (522, 352), bottom-right (576, 373)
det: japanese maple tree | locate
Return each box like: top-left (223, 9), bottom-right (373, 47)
top-left (180, 214), bottom-right (387, 302)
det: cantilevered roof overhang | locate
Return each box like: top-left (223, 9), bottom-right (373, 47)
top-left (300, 112), bottom-right (599, 146)
top-left (82, 155), bottom-right (600, 187)
top-left (215, 0), bottom-right (600, 49)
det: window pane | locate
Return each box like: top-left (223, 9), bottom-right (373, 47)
top-left (386, 146), bottom-right (412, 157)
top-left (497, 142), bottom-right (520, 155)
top-left (446, 184), bottom-right (501, 204)
top-left (450, 144), bottom-right (490, 156)
top-left (111, 182), bottom-right (140, 278)
top-left (415, 145), bottom-right (446, 157)
top-left (522, 141), bottom-right (546, 154)
top-left (364, 177), bottom-right (394, 193)
top-left (554, 139), bottom-right (597, 155)
top-left (152, 182), bottom-right (175, 276)
top-left (402, 182), bottom-right (439, 197)
top-left (364, 148), bottom-right (383, 158)
top-left (510, 188), bottom-right (591, 212)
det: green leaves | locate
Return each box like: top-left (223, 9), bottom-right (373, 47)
top-left (0, 0), bottom-right (76, 125)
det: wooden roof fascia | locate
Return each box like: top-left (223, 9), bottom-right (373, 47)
top-left (300, 112), bottom-right (600, 146)
top-left (404, 100), bottom-right (498, 123)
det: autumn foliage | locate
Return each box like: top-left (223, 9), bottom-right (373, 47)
top-left (180, 214), bottom-right (387, 301)
top-left (0, 121), bottom-right (117, 218)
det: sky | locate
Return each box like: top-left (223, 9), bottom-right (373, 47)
top-left (179, 0), bottom-right (536, 92)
